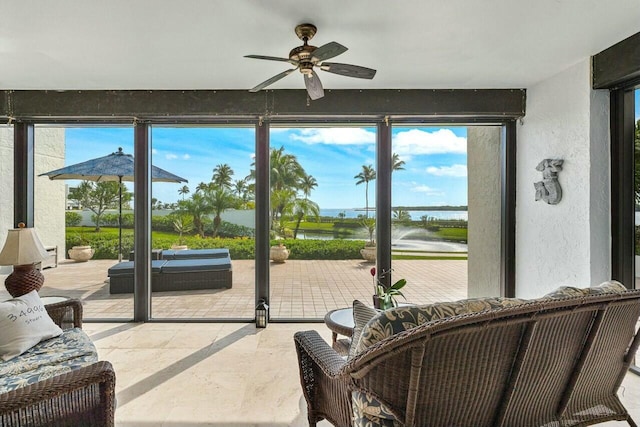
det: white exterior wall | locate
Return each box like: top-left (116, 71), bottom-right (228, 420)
top-left (34, 128), bottom-right (66, 256)
top-left (0, 127), bottom-right (65, 274)
top-left (467, 127), bottom-right (502, 297)
top-left (0, 127), bottom-right (15, 274)
top-left (516, 59), bottom-right (611, 298)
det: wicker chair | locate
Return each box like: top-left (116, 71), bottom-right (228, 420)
top-left (0, 299), bottom-right (116, 427)
top-left (295, 290), bottom-right (640, 427)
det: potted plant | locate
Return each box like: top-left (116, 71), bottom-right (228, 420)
top-left (359, 218), bottom-right (376, 262)
top-left (171, 215), bottom-right (193, 250)
top-left (370, 267), bottom-right (407, 310)
top-left (270, 242), bottom-right (290, 263)
top-left (68, 227), bottom-right (95, 262)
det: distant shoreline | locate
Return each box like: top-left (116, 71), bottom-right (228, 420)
top-left (351, 205), bottom-right (468, 212)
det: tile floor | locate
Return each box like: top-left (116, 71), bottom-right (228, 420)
top-left (85, 321), bottom-right (640, 427)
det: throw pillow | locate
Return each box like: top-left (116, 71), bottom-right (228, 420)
top-left (355, 297), bottom-right (527, 355)
top-left (348, 300), bottom-right (380, 359)
top-left (590, 280), bottom-right (627, 294)
top-left (0, 290), bottom-right (63, 361)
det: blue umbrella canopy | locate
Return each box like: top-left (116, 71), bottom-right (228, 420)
top-left (40, 147), bottom-right (188, 261)
top-left (39, 147), bottom-right (188, 183)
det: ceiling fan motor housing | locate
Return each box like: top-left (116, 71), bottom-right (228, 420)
top-left (289, 45), bottom-right (317, 75)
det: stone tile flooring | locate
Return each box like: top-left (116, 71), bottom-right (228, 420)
top-left (82, 321), bottom-right (640, 426)
top-left (0, 258), bottom-right (468, 320)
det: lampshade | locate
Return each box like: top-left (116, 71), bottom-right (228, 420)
top-left (0, 223), bottom-right (49, 266)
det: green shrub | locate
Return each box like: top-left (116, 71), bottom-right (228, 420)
top-left (66, 228), bottom-right (367, 260)
top-left (636, 226), bottom-right (640, 256)
top-left (274, 239), bottom-right (364, 260)
top-left (65, 211), bottom-right (82, 227)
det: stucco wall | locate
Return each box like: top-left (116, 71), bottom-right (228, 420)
top-left (34, 128), bottom-right (66, 256)
top-left (467, 126), bottom-right (501, 297)
top-left (0, 127), bottom-right (65, 274)
top-left (516, 59), bottom-right (610, 298)
top-left (0, 127), bottom-right (15, 274)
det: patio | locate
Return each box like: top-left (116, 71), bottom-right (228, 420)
top-left (0, 258), bottom-right (468, 320)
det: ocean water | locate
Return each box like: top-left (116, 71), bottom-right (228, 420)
top-left (319, 208), bottom-right (468, 221)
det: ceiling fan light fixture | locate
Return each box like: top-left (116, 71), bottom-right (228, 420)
top-left (245, 23), bottom-right (376, 100)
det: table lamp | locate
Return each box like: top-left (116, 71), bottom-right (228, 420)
top-left (0, 223), bottom-right (50, 297)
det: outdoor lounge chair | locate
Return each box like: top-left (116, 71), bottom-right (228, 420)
top-left (108, 257), bottom-right (233, 293)
top-left (295, 284), bottom-right (640, 427)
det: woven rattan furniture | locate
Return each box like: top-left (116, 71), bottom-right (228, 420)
top-left (108, 256), bottom-right (233, 293)
top-left (295, 289), bottom-right (640, 427)
top-left (0, 298), bottom-right (116, 427)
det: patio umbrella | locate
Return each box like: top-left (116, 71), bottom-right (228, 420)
top-left (40, 147), bottom-right (188, 262)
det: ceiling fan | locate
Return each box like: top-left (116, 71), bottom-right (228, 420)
top-left (245, 23), bottom-right (376, 100)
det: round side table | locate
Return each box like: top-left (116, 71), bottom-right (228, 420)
top-left (324, 307), bottom-right (355, 355)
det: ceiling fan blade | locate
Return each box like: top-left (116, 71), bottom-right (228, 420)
top-left (245, 55), bottom-right (299, 67)
top-left (311, 42), bottom-right (348, 62)
top-left (304, 71), bottom-right (325, 100)
top-left (249, 69), bottom-right (296, 92)
top-left (320, 62), bottom-right (377, 79)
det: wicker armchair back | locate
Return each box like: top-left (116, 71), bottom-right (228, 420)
top-left (295, 290), bottom-right (640, 427)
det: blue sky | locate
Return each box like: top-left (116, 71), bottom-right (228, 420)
top-left (65, 125), bottom-right (469, 210)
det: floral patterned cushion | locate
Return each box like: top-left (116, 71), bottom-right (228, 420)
top-left (354, 296), bottom-right (527, 355)
top-left (352, 390), bottom-right (401, 427)
top-left (0, 328), bottom-right (98, 394)
top-left (348, 300), bottom-right (381, 359)
top-left (589, 280), bottom-right (627, 294)
top-left (542, 280), bottom-right (627, 299)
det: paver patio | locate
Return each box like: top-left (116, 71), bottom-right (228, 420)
top-left (0, 258), bottom-right (468, 320)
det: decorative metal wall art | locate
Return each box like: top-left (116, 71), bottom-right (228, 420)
top-left (534, 159), bottom-right (564, 205)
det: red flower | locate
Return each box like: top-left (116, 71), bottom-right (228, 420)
top-left (370, 267), bottom-right (376, 277)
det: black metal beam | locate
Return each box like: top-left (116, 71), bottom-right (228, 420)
top-left (134, 122), bottom-right (152, 321)
top-left (501, 121), bottom-right (517, 297)
top-left (610, 88), bottom-right (636, 289)
top-left (376, 120), bottom-right (392, 287)
top-left (1, 89), bottom-right (525, 122)
top-left (255, 120), bottom-right (270, 314)
top-left (593, 31), bottom-right (640, 89)
top-left (13, 122), bottom-right (35, 227)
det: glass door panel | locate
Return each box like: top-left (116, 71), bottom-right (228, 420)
top-left (33, 126), bottom-right (135, 320)
top-left (268, 125), bottom-right (378, 319)
top-left (149, 126), bottom-right (256, 320)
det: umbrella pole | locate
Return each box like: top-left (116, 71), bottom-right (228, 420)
top-left (119, 177), bottom-right (122, 262)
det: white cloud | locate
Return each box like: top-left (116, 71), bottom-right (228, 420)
top-left (412, 185), bottom-right (442, 195)
top-left (152, 148), bottom-right (158, 154)
top-left (426, 164), bottom-right (467, 177)
top-left (165, 154), bottom-right (178, 160)
top-left (290, 128), bottom-right (375, 145)
top-left (393, 129), bottom-right (466, 156)
top-left (182, 154), bottom-right (191, 160)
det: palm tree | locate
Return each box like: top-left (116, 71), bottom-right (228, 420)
top-left (288, 197), bottom-right (320, 239)
top-left (178, 185), bottom-right (190, 201)
top-left (212, 163), bottom-right (234, 189)
top-left (206, 187), bottom-right (236, 237)
top-left (233, 178), bottom-right (251, 207)
top-left (354, 165), bottom-right (376, 218)
top-left (175, 193), bottom-right (211, 237)
top-left (195, 181), bottom-right (210, 194)
top-left (392, 153), bottom-right (406, 172)
top-left (299, 174), bottom-right (318, 198)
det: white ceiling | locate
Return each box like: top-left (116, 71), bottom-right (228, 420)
top-left (2, 0), bottom-right (639, 91)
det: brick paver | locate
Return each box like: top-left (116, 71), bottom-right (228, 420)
top-left (0, 258), bottom-right (467, 320)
